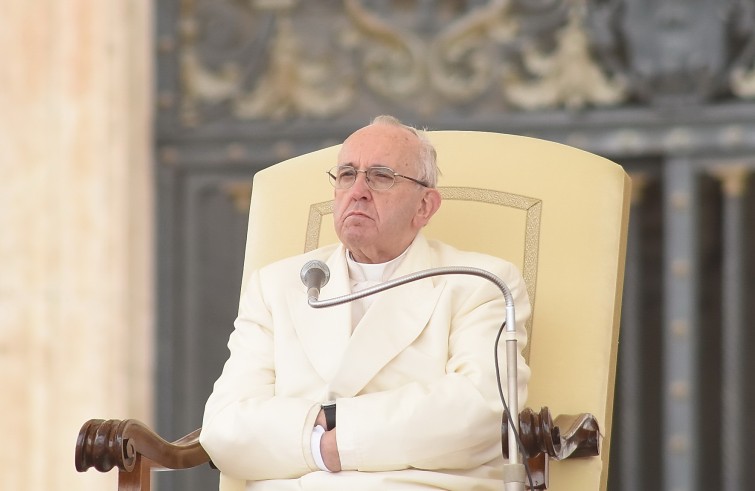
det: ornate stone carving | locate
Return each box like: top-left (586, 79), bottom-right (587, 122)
top-left (235, 7), bottom-right (355, 119)
top-left (588, 0), bottom-right (755, 105)
top-left (345, 0), bottom-right (516, 104)
top-left (178, 0), bottom-right (355, 123)
top-left (176, 0), bottom-right (618, 121)
top-left (343, 0), bottom-right (426, 101)
top-left (173, 0), bottom-right (755, 122)
top-left (503, 4), bottom-right (627, 109)
top-left (426, 0), bottom-right (515, 103)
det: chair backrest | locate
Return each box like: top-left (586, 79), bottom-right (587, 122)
top-left (242, 131), bottom-right (631, 490)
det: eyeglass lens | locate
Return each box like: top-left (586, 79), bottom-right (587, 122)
top-left (330, 166), bottom-right (396, 190)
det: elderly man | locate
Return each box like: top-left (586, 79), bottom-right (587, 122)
top-left (200, 115), bottom-right (531, 490)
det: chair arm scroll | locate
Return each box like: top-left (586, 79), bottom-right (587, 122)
top-left (75, 419), bottom-right (209, 474)
top-left (502, 407), bottom-right (600, 461)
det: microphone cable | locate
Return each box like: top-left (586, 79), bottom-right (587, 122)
top-left (307, 264), bottom-right (535, 487)
top-left (495, 320), bottom-right (535, 490)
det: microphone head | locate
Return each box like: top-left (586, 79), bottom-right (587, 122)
top-left (300, 260), bottom-right (330, 289)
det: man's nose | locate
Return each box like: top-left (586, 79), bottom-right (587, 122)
top-left (349, 171), bottom-right (372, 196)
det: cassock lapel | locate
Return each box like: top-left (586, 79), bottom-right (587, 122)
top-left (287, 246), bottom-right (352, 384)
top-left (328, 234), bottom-right (446, 397)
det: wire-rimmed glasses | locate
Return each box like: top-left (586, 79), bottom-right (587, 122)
top-left (327, 165), bottom-right (428, 190)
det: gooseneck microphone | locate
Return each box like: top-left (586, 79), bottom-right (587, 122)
top-left (298, 261), bottom-right (531, 491)
top-left (300, 260), bottom-right (330, 301)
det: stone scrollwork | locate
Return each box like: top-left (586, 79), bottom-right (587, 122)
top-left (178, 3), bottom-right (238, 125)
top-left (730, 0), bottom-right (755, 100)
top-left (503, 4), bottom-right (627, 110)
top-left (178, 0), bottom-right (262, 124)
top-left (176, 0), bottom-right (630, 121)
top-left (179, 0), bottom-right (356, 123)
top-left (426, 0), bottom-right (514, 103)
top-left (344, 0), bottom-right (516, 104)
top-left (343, 0), bottom-right (425, 101)
top-left (715, 0), bottom-right (755, 100)
top-left (588, 0), bottom-right (755, 105)
top-left (181, 49), bottom-right (241, 125)
top-left (174, 0), bottom-right (755, 122)
top-left (234, 10), bottom-right (355, 120)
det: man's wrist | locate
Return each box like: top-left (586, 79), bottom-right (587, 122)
top-left (320, 428), bottom-right (342, 472)
top-left (321, 401), bottom-right (336, 430)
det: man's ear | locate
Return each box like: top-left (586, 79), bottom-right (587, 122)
top-left (414, 188), bottom-right (442, 227)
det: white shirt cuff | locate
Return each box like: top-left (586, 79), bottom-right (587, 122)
top-left (310, 425), bottom-right (332, 472)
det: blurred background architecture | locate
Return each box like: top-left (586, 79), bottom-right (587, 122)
top-left (3, 1), bottom-right (755, 490)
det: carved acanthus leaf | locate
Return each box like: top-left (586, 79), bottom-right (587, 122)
top-left (181, 50), bottom-right (241, 104)
top-left (503, 8), bottom-right (627, 110)
top-left (344, 0), bottom-right (425, 100)
top-left (731, 66), bottom-right (755, 98)
top-left (234, 14), bottom-right (354, 119)
top-left (427, 0), bottom-right (515, 102)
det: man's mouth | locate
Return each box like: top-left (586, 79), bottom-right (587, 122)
top-left (345, 210), bottom-right (370, 219)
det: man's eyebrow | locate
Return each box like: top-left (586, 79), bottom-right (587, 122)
top-left (337, 162), bottom-right (392, 168)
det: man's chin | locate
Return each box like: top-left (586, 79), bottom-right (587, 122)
top-left (340, 232), bottom-right (376, 251)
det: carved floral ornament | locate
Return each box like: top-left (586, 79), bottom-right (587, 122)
top-left (176, 0), bottom-right (755, 123)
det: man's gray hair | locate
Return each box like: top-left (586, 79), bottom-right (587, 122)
top-left (370, 115), bottom-right (440, 188)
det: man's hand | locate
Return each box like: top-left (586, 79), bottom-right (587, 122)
top-left (320, 428), bottom-right (342, 472)
top-left (315, 409), bottom-right (341, 471)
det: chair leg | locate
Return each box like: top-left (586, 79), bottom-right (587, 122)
top-left (118, 454), bottom-right (153, 491)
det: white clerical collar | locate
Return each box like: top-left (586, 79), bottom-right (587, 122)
top-left (346, 246), bottom-right (410, 283)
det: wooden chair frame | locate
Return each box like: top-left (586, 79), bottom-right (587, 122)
top-left (76, 131), bottom-right (630, 490)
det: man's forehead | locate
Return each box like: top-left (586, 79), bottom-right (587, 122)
top-left (343, 124), bottom-right (417, 150)
top-left (338, 126), bottom-right (419, 166)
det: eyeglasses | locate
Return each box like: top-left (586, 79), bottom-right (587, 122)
top-left (327, 165), bottom-right (429, 190)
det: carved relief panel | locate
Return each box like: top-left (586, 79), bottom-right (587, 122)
top-left (161, 0), bottom-right (755, 130)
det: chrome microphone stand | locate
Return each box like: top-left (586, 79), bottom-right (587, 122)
top-left (306, 265), bottom-right (527, 491)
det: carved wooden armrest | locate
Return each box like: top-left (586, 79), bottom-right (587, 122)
top-left (76, 419), bottom-right (209, 490)
top-left (502, 407), bottom-right (601, 489)
top-left (75, 409), bottom-right (597, 490)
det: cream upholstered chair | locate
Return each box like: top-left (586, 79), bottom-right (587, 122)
top-left (76, 131), bottom-right (631, 491)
